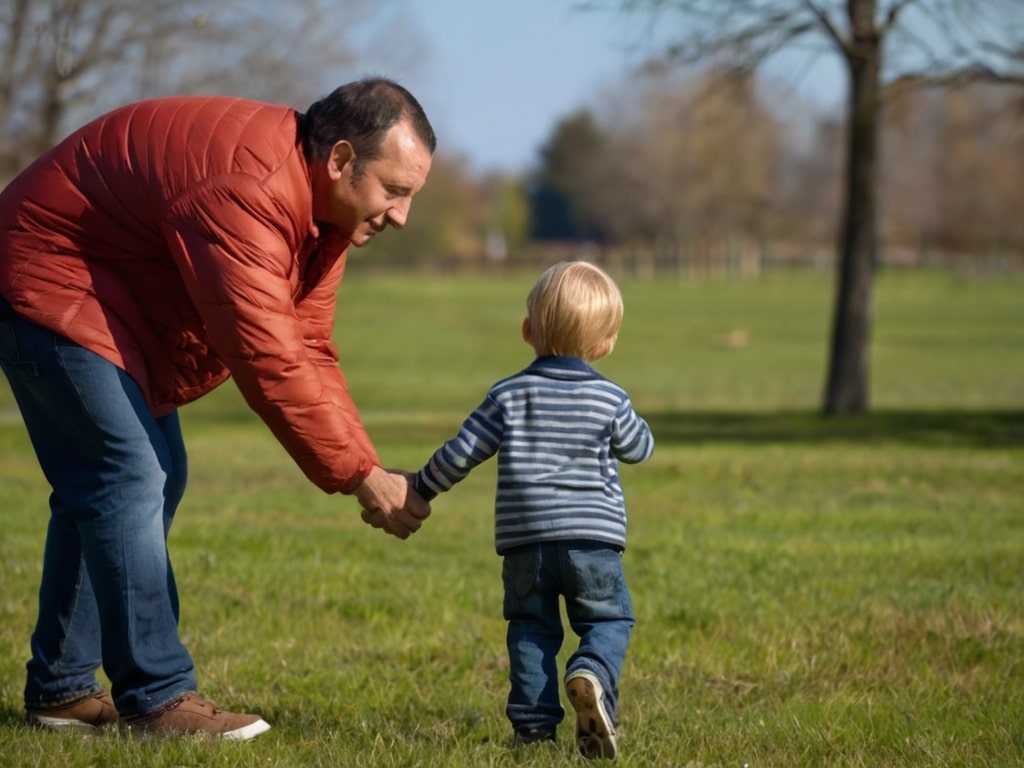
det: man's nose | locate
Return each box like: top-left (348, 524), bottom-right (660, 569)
top-left (386, 200), bottom-right (411, 230)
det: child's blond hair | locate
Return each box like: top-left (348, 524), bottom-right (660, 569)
top-left (524, 261), bottom-right (623, 361)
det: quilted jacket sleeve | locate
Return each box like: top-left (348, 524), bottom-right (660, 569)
top-left (162, 173), bottom-right (378, 494)
top-left (294, 247), bottom-right (381, 471)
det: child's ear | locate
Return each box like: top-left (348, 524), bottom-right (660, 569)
top-left (521, 317), bottom-right (531, 344)
top-left (594, 336), bottom-right (616, 361)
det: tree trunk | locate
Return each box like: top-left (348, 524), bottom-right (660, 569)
top-left (824, 0), bottom-right (881, 414)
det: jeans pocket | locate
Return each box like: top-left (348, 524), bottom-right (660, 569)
top-left (502, 545), bottom-right (542, 618)
top-left (569, 546), bottom-right (632, 616)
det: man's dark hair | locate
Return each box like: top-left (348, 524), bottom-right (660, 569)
top-left (299, 76), bottom-right (436, 175)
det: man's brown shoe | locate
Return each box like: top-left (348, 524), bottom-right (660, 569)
top-left (26, 689), bottom-right (117, 733)
top-left (119, 691), bottom-right (270, 740)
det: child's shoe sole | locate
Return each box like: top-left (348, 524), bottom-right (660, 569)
top-left (565, 671), bottom-right (617, 760)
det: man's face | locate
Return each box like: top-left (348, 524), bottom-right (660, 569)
top-left (315, 118), bottom-right (432, 246)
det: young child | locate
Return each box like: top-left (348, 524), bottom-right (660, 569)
top-left (413, 261), bottom-right (654, 760)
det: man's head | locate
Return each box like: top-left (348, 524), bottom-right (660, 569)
top-left (302, 77), bottom-right (436, 246)
top-left (522, 261), bottom-right (624, 362)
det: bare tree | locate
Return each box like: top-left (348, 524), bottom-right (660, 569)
top-left (0, 0), bottom-right (410, 182)
top-left (594, 0), bottom-right (1024, 413)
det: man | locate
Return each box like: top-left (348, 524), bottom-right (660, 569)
top-left (0, 77), bottom-right (434, 739)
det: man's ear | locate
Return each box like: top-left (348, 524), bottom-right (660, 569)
top-left (327, 141), bottom-right (355, 180)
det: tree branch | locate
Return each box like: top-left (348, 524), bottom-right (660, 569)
top-left (802, 0), bottom-right (850, 55)
top-left (884, 63), bottom-right (1024, 99)
top-left (881, 0), bottom-right (917, 34)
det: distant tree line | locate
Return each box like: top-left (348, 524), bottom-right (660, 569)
top-left (3, 0), bottom-right (1020, 281)
top-left (368, 71), bottom-right (1024, 279)
top-left (519, 72), bottom-right (1024, 276)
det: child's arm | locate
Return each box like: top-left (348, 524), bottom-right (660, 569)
top-left (414, 397), bottom-right (503, 500)
top-left (610, 398), bottom-right (654, 464)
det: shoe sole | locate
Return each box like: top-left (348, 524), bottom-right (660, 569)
top-left (27, 713), bottom-right (109, 733)
top-left (118, 717), bottom-right (272, 741)
top-left (223, 718), bottom-right (272, 741)
top-left (566, 672), bottom-right (617, 760)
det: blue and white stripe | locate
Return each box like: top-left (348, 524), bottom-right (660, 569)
top-left (414, 356), bottom-right (654, 554)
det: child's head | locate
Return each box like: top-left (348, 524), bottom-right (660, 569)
top-left (523, 261), bottom-right (624, 361)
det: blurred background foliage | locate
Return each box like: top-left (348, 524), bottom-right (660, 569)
top-left (1, 0), bottom-right (1020, 275)
top-left (1, 0), bottom-right (1021, 414)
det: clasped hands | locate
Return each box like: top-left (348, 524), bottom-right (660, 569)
top-left (353, 465), bottom-right (431, 540)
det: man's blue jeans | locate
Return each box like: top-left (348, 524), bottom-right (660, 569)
top-left (502, 540), bottom-right (634, 735)
top-left (0, 309), bottom-right (196, 717)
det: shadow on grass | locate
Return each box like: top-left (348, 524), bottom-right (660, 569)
top-left (355, 409), bottom-right (1024, 449)
top-left (11, 401), bottom-right (1019, 449)
top-left (644, 409), bottom-right (1024, 448)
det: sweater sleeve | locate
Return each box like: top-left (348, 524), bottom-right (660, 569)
top-left (163, 175), bottom-right (378, 494)
top-left (610, 398), bottom-right (655, 464)
top-left (414, 395), bottom-right (504, 500)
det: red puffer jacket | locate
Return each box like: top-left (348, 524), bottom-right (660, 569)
top-left (0, 96), bottom-right (379, 494)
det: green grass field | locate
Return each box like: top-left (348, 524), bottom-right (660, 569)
top-left (0, 268), bottom-right (1021, 766)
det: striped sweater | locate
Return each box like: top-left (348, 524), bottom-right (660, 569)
top-left (414, 356), bottom-right (654, 554)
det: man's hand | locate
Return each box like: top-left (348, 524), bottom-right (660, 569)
top-left (353, 465), bottom-right (431, 540)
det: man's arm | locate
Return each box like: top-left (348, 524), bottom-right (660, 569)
top-left (163, 178), bottom-right (379, 494)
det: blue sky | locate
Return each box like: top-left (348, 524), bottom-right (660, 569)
top-left (382, 1), bottom-right (845, 174)
top-left (398, 1), bottom-right (646, 173)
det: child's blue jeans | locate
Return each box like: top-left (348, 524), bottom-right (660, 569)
top-left (501, 539), bottom-right (634, 735)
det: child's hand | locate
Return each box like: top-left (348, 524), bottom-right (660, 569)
top-left (353, 466), bottom-right (431, 540)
